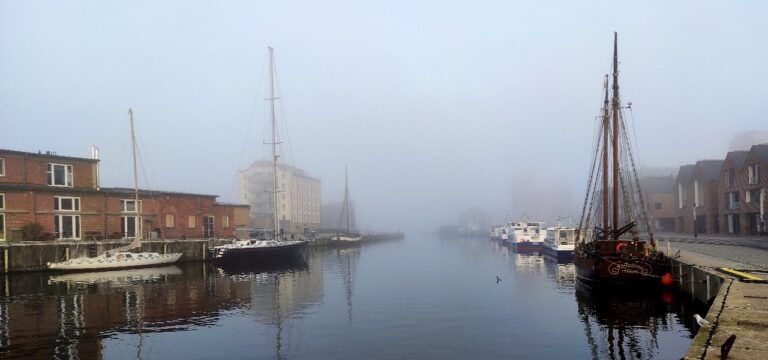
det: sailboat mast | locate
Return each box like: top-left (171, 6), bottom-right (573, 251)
top-left (611, 32), bottom-right (620, 239)
top-left (129, 109), bottom-right (142, 242)
top-left (601, 75), bottom-right (610, 237)
top-left (345, 165), bottom-right (350, 232)
top-left (269, 47), bottom-right (280, 238)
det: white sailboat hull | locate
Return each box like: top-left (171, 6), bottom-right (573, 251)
top-left (331, 235), bottom-right (362, 242)
top-left (47, 252), bottom-right (183, 271)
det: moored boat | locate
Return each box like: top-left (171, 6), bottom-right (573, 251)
top-left (47, 110), bottom-right (183, 271)
top-left (573, 33), bottom-right (669, 285)
top-left (506, 221), bottom-right (546, 252)
top-left (212, 47), bottom-right (308, 264)
top-left (542, 226), bottom-right (575, 261)
top-left (331, 166), bottom-right (361, 245)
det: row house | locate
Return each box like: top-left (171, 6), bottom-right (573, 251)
top-left (674, 160), bottom-right (724, 234)
top-left (639, 176), bottom-right (676, 232)
top-left (0, 149), bottom-right (249, 242)
top-left (719, 145), bottom-right (768, 235)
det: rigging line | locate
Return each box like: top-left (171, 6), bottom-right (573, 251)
top-left (577, 119), bottom-right (603, 241)
top-left (619, 107), bottom-right (654, 241)
top-left (135, 141), bottom-right (162, 239)
top-left (233, 51), bottom-right (269, 200)
top-left (272, 59), bottom-right (297, 171)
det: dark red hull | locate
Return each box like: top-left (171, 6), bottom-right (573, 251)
top-left (574, 240), bottom-right (669, 285)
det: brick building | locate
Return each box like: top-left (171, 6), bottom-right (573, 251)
top-left (717, 146), bottom-right (768, 235)
top-left (674, 160), bottom-right (724, 234)
top-left (0, 149), bottom-right (249, 242)
top-left (718, 150), bottom-right (750, 234)
top-left (639, 176), bottom-right (676, 232)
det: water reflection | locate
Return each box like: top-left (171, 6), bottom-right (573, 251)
top-left (331, 247), bottom-right (360, 327)
top-left (574, 281), bottom-right (699, 360)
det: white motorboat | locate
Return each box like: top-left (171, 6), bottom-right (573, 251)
top-left (506, 221), bottom-right (547, 251)
top-left (542, 226), bottom-right (576, 261)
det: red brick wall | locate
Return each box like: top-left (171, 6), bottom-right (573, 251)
top-left (0, 151), bottom-right (97, 189)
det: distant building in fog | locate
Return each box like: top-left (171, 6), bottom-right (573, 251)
top-left (237, 160), bottom-right (321, 235)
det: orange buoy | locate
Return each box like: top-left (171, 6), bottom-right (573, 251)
top-left (661, 272), bottom-right (674, 287)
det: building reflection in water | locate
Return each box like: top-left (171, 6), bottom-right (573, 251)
top-left (0, 254), bottom-right (324, 360)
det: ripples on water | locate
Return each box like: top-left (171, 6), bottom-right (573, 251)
top-left (0, 235), bottom-right (706, 359)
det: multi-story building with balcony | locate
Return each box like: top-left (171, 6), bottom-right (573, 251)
top-left (236, 160), bottom-right (321, 235)
top-left (718, 150), bottom-right (749, 234)
top-left (0, 148), bottom-right (249, 242)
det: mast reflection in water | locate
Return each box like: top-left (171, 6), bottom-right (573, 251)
top-left (0, 234), bottom-right (702, 359)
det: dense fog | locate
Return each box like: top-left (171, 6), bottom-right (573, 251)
top-left (2, 1), bottom-right (766, 232)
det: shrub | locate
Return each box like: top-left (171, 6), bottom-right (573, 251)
top-left (21, 222), bottom-right (45, 241)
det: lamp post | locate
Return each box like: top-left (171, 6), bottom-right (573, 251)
top-left (693, 202), bottom-right (698, 239)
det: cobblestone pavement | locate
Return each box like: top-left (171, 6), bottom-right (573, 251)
top-left (666, 241), bottom-right (768, 270)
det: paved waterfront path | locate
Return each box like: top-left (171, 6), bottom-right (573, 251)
top-left (667, 240), bottom-right (768, 359)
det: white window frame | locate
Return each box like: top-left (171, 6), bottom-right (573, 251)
top-left (748, 164), bottom-right (759, 185)
top-left (120, 199), bottom-right (141, 213)
top-left (694, 180), bottom-right (701, 207)
top-left (678, 184), bottom-right (684, 209)
top-left (54, 214), bottom-right (81, 240)
top-left (54, 196), bottom-right (80, 211)
top-left (121, 215), bottom-right (138, 238)
top-left (222, 215), bottom-right (229, 229)
top-left (47, 163), bottom-right (73, 187)
top-left (0, 158), bottom-right (5, 176)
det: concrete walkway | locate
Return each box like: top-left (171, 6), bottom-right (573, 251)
top-left (671, 241), bottom-right (768, 359)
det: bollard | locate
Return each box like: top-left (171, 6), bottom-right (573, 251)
top-left (706, 274), bottom-right (711, 301)
top-left (667, 241), bottom-right (671, 256)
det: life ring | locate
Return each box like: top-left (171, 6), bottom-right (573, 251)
top-left (615, 242), bottom-right (627, 252)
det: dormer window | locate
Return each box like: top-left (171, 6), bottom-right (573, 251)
top-left (47, 163), bottom-right (73, 187)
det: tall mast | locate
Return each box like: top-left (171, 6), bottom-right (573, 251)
top-left (611, 32), bottom-right (620, 239)
top-left (601, 74), bottom-right (610, 237)
top-left (129, 109), bottom-right (142, 243)
top-left (345, 165), bottom-right (350, 232)
top-left (269, 47), bottom-right (280, 237)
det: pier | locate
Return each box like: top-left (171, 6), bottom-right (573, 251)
top-left (659, 238), bottom-right (768, 359)
top-left (0, 232), bottom-right (406, 272)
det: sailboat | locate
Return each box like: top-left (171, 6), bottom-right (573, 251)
top-left (331, 166), bottom-right (361, 243)
top-left (47, 109), bottom-right (183, 271)
top-left (211, 47), bottom-right (307, 262)
top-left (573, 33), bottom-right (669, 285)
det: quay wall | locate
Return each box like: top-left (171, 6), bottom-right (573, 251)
top-left (1, 239), bottom-right (233, 273)
top-left (1, 232), bottom-right (406, 272)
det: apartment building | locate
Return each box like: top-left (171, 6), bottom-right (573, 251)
top-left (237, 160), bottom-right (321, 235)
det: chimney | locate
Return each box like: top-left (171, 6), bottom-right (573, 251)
top-left (91, 145), bottom-right (100, 190)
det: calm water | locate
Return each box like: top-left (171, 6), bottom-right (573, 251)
top-left (0, 234), bottom-right (704, 359)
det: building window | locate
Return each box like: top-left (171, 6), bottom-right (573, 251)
top-left (188, 216), bottom-right (196, 228)
top-left (165, 214), bottom-right (175, 228)
top-left (0, 158), bottom-right (5, 176)
top-left (0, 193), bottom-right (4, 210)
top-left (222, 216), bottom-right (230, 229)
top-left (54, 214), bottom-right (81, 239)
top-left (748, 164), bottom-right (759, 185)
top-left (677, 184), bottom-right (684, 209)
top-left (47, 163), bottom-right (73, 187)
top-left (54, 196), bottom-right (80, 211)
top-left (121, 215), bottom-right (138, 238)
top-left (121, 199), bottom-right (139, 212)
top-left (725, 169), bottom-right (734, 189)
top-left (694, 180), bottom-right (701, 207)
top-left (0, 213), bottom-right (4, 241)
top-left (654, 202), bottom-right (662, 210)
top-left (747, 188), bottom-right (761, 204)
top-left (726, 191), bottom-right (740, 210)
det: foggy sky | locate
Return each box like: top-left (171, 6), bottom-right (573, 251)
top-left (2, 1), bottom-right (767, 232)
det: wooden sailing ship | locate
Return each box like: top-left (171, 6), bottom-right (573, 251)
top-left (573, 33), bottom-right (669, 285)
